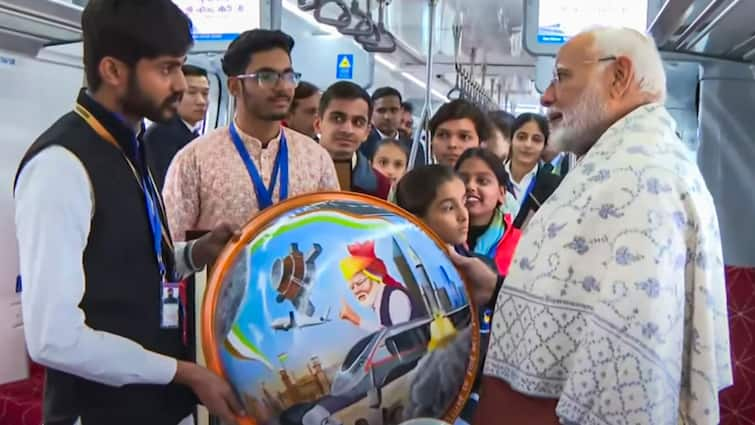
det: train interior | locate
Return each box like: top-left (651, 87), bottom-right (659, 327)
top-left (1, 0), bottom-right (755, 424)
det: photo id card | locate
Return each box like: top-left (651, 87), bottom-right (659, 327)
top-left (161, 282), bottom-right (181, 329)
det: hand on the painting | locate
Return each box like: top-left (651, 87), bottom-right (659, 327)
top-left (447, 249), bottom-right (498, 305)
top-left (191, 222), bottom-right (242, 269)
top-left (174, 361), bottom-right (246, 423)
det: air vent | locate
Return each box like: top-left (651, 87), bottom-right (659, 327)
top-left (650, 0), bottom-right (754, 62)
top-left (0, 0), bottom-right (82, 56)
top-left (671, 0), bottom-right (741, 51)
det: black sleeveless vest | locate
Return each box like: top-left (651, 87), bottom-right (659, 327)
top-left (14, 90), bottom-right (195, 425)
top-left (378, 285), bottom-right (423, 327)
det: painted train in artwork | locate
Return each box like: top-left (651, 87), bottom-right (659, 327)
top-left (205, 196), bottom-right (479, 425)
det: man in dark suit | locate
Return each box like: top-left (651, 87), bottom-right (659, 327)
top-left (359, 86), bottom-right (425, 168)
top-left (316, 81), bottom-right (392, 199)
top-left (399, 101), bottom-right (414, 140)
top-left (144, 64), bottom-right (209, 189)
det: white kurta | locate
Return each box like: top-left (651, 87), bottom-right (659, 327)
top-left (483, 103), bottom-right (732, 425)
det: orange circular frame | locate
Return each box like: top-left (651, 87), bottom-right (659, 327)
top-left (202, 191), bottom-right (481, 425)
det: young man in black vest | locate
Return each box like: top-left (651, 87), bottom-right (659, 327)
top-left (13, 1), bottom-right (243, 424)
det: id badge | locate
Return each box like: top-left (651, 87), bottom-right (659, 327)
top-left (480, 308), bottom-right (492, 334)
top-left (161, 282), bottom-right (181, 329)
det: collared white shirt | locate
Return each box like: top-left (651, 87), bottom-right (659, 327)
top-left (14, 146), bottom-right (198, 388)
top-left (376, 128), bottom-right (399, 140)
top-left (505, 161), bottom-right (539, 203)
top-left (181, 119), bottom-right (201, 134)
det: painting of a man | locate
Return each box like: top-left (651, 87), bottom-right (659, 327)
top-left (339, 241), bottom-right (420, 331)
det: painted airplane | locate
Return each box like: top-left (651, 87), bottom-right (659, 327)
top-left (271, 307), bottom-right (332, 332)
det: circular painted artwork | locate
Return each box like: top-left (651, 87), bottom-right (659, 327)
top-left (203, 192), bottom-right (480, 425)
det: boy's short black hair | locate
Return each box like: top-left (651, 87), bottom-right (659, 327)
top-left (291, 81), bottom-right (320, 111)
top-left (401, 102), bottom-right (414, 114)
top-left (487, 110), bottom-right (516, 140)
top-left (512, 113), bottom-right (550, 145)
top-left (395, 165), bottom-right (459, 218)
top-left (372, 86), bottom-right (402, 104)
top-left (319, 81), bottom-right (373, 117)
top-left (429, 99), bottom-right (491, 141)
top-left (82, 0), bottom-right (193, 90)
top-left (455, 147), bottom-right (513, 194)
top-left (373, 138), bottom-right (409, 162)
top-left (181, 64), bottom-right (208, 78)
top-left (221, 29), bottom-right (295, 77)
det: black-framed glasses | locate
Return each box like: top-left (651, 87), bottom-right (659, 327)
top-left (235, 70), bottom-right (302, 88)
top-left (551, 56), bottom-right (617, 85)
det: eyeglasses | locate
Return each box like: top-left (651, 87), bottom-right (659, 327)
top-left (235, 70), bottom-right (302, 88)
top-left (551, 56), bottom-right (617, 86)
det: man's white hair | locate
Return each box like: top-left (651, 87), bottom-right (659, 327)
top-left (586, 26), bottom-right (667, 102)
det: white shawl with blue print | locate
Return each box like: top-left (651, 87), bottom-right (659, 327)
top-left (483, 103), bottom-right (732, 425)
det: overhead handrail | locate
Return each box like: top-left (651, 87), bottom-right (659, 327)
top-left (647, 0), bottom-right (695, 48)
top-left (481, 62), bottom-right (488, 90)
top-left (446, 25), bottom-right (497, 110)
top-left (314, 0), bottom-right (352, 28)
top-left (298, 0), bottom-right (319, 12)
top-left (408, 0), bottom-right (438, 168)
top-left (339, 0), bottom-right (374, 37)
top-left (468, 47), bottom-right (477, 85)
top-left (356, 0), bottom-right (396, 53)
top-left (677, 0), bottom-right (742, 51)
top-left (447, 74), bottom-right (462, 99)
top-left (454, 64), bottom-right (497, 110)
top-left (447, 21), bottom-right (463, 98)
top-left (726, 32), bottom-right (755, 57)
top-left (300, 0), bottom-right (398, 53)
top-left (669, 0), bottom-right (725, 49)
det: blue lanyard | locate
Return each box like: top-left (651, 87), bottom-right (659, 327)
top-left (128, 126), bottom-right (167, 282)
top-left (141, 170), bottom-right (166, 281)
top-left (229, 122), bottom-right (289, 210)
top-left (551, 152), bottom-right (564, 168)
top-left (73, 103), bottom-right (169, 281)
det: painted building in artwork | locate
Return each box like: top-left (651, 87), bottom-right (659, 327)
top-left (245, 356), bottom-right (334, 416)
top-left (391, 237), bottom-right (456, 315)
top-left (276, 356), bottom-right (331, 408)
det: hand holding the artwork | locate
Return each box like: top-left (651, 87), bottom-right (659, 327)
top-left (174, 361), bottom-right (246, 423)
top-left (191, 222), bottom-right (242, 269)
top-left (447, 249), bottom-right (499, 306)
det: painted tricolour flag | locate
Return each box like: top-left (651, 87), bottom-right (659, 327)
top-left (224, 324), bottom-right (273, 370)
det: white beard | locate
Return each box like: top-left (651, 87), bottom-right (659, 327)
top-left (550, 84), bottom-right (610, 155)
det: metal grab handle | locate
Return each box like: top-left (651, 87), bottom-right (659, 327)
top-left (408, 0), bottom-right (438, 168)
top-left (314, 0), bottom-right (352, 28)
top-left (356, 0), bottom-right (396, 53)
top-left (362, 31), bottom-right (397, 53)
top-left (447, 87), bottom-right (461, 100)
top-left (298, 0), bottom-right (319, 12)
top-left (339, 0), bottom-right (374, 37)
top-left (452, 21), bottom-right (463, 73)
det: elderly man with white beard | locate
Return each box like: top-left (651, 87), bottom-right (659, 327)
top-left (472, 27), bottom-right (732, 425)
